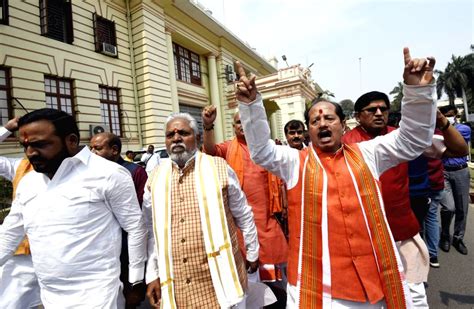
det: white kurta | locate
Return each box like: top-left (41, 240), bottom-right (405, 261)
top-left (0, 127), bottom-right (41, 309)
top-left (0, 145), bottom-right (147, 308)
top-left (238, 83), bottom-right (437, 307)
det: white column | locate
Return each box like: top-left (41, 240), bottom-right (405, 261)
top-left (269, 111), bottom-right (279, 140)
top-left (165, 29), bottom-right (179, 113)
top-left (207, 54), bottom-right (224, 142)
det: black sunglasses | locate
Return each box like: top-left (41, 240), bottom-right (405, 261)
top-left (361, 106), bottom-right (388, 114)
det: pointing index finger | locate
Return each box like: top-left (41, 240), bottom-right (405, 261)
top-left (403, 47), bottom-right (411, 66)
top-left (235, 61), bottom-right (247, 79)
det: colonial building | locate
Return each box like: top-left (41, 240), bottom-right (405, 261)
top-left (0, 0), bottom-right (320, 156)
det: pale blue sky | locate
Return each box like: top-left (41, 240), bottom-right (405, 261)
top-left (198, 0), bottom-right (473, 102)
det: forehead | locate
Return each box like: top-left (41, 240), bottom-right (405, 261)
top-left (19, 120), bottom-right (56, 141)
top-left (309, 101), bottom-right (337, 118)
top-left (90, 135), bottom-right (109, 145)
top-left (166, 118), bottom-right (193, 132)
top-left (364, 99), bottom-right (388, 108)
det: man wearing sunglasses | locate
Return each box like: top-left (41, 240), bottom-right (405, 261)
top-left (343, 91), bottom-right (429, 307)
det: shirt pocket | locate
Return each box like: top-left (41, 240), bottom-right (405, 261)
top-left (51, 189), bottom-right (95, 225)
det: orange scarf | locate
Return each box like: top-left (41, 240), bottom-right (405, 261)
top-left (12, 158), bottom-right (34, 256)
top-left (227, 138), bottom-right (283, 214)
top-left (298, 145), bottom-right (408, 308)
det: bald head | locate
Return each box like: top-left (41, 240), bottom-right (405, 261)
top-left (90, 132), bottom-right (122, 162)
top-left (233, 112), bottom-right (245, 140)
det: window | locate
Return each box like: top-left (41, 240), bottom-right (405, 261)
top-left (40, 0), bottom-right (73, 44)
top-left (93, 13), bottom-right (117, 57)
top-left (99, 86), bottom-right (121, 136)
top-left (0, 0), bottom-right (9, 25)
top-left (44, 76), bottom-right (74, 116)
top-left (0, 67), bottom-right (12, 126)
top-left (172, 43), bottom-right (201, 86)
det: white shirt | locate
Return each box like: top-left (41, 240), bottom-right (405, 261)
top-left (143, 155), bottom-right (259, 283)
top-left (0, 127), bottom-right (22, 181)
top-left (145, 153), bottom-right (160, 174)
top-left (238, 84), bottom-right (437, 189)
top-left (0, 144), bottom-right (147, 308)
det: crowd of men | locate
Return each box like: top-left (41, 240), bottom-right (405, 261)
top-left (0, 47), bottom-right (471, 308)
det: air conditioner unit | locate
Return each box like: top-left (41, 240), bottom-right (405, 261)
top-left (225, 64), bottom-right (233, 73)
top-left (226, 72), bottom-right (235, 83)
top-left (89, 124), bottom-right (107, 137)
top-left (101, 42), bottom-right (117, 57)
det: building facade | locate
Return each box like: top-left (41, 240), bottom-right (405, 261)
top-left (0, 0), bottom-right (321, 157)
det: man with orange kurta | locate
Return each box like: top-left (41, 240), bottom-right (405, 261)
top-left (235, 48), bottom-right (437, 308)
top-left (201, 108), bottom-right (288, 286)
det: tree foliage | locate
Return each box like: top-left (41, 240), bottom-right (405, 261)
top-left (339, 99), bottom-right (354, 118)
top-left (436, 53), bottom-right (474, 117)
top-left (389, 82), bottom-right (404, 112)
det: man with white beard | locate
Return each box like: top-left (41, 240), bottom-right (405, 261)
top-left (143, 112), bottom-right (260, 308)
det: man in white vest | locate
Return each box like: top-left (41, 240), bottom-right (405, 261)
top-left (144, 112), bottom-right (260, 308)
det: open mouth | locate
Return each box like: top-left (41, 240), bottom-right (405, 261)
top-left (318, 130), bottom-right (332, 142)
top-left (171, 145), bottom-right (185, 153)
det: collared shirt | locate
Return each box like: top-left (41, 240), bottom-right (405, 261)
top-left (0, 145), bottom-right (147, 308)
top-left (144, 155), bottom-right (259, 284)
top-left (442, 122), bottom-right (471, 167)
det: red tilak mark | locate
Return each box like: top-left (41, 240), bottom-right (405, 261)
top-left (318, 109), bottom-right (324, 114)
top-left (22, 133), bottom-right (29, 143)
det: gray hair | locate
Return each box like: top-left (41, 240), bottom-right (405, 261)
top-left (164, 112), bottom-right (199, 136)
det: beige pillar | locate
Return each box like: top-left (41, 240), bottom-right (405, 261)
top-left (165, 29), bottom-right (179, 113)
top-left (269, 111), bottom-right (279, 140)
top-left (207, 54), bottom-right (224, 142)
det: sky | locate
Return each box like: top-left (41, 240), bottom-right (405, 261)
top-left (198, 0), bottom-right (473, 102)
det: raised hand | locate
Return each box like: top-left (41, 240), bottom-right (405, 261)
top-left (235, 61), bottom-right (257, 104)
top-left (5, 117), bottom-right (19, 132)
top-left (202, 105), bottom-right (217, 126)
top-left (403, 47), bottom-right (436, 86)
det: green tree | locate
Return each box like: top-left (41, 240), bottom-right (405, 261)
top-left (339, 99), bottom-right (354, 118)
top-left (316, 90), bottom-right (335, 100)
top-left (389, 82), bottom-right (404, 112)
top-left (436, 54), bottom-right (474, 119)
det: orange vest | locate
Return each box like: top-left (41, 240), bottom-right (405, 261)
top-left (287, 147), bottom-right (384, 303)
top-left (11, 158), bottom-right (34, 255)
top-left (343, 126), bottom-right (420, 240)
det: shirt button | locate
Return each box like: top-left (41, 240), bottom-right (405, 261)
top-left (186, 278), bottom-right (191, 284)
top-left (180, 197), bottom-right (184, 202)
top-left (183, 258), bottom-right (187, 263)
top-left (181, 238), bottom-right (185, 243)
top-left (179, 178), bottom-right (183, 184)
top-left (180, 218), bottom-right (185, 223)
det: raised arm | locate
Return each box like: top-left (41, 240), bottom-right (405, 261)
top-left (201, 106), bottom-right (218, 156)
top-left (0, 117), bottom-right (23, 181)
top-left (360, 48), bottom-right (437, 176)
top-left (435, 110), bottom-right (469, 157)
top-left (235, 62), bottom-right (300, 188)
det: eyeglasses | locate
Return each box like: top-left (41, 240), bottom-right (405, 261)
top-left (361, 106), bottom-right (388, 114)
top-left (287, 130), bottom-right (303, 135)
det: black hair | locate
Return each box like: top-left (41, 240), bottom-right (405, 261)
top-left (18, 108), bottom-right (79, 143)
top-left (284, 119), bottom-right (306, 134)
top-left (304, 98), bottom-right (345, 128)
top-left (354, 91), bottom-right (390, 112)
top-left (439, 105), bottom-right (457, 115)
top-left (125, 150), bottom-right (133, 155)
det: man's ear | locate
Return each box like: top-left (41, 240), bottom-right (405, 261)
top-left (354, 112), bottom-right (360, 122)
top-left (64, 133), bottom-right (79, 154)
top-left (111, 144), bottom-right (120, 156)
